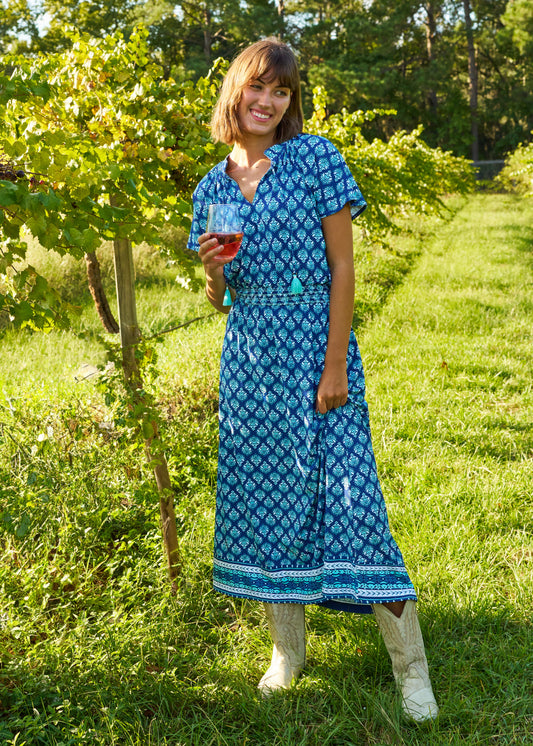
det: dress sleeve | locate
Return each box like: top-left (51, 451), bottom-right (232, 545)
top-left (187, 179), bottom-right (210, 251)
top-left (304, 136), bottom-right (367, 221)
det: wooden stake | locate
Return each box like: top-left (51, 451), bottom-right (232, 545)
top-left (112, 199), bottom-right (180, 580)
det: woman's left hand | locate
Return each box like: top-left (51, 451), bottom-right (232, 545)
top-left (316, 364), bottom-right (349, 413)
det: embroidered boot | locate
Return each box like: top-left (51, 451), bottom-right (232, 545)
top-left (258, 602), bottom-right (306, 694)
top-left (372, 601), bottom-right (439, 723)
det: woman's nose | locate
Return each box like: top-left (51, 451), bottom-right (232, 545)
top-left (257, 89), bottom-right (273, 107)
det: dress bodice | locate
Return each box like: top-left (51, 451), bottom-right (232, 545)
top-left (188, 134), bottom-right (366, 293)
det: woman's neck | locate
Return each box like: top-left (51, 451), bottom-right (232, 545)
top-left (230, 136), bottom-right (275, 168)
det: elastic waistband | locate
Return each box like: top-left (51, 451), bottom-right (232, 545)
top-left (235, 284), bottom-right (330, 307)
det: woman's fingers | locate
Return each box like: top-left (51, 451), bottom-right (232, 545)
top-left (198, 233), bottom-right (232, 267)
top-left (316, 391), bottom-right (348, 414)
top-left (198, 234), bottom-right (220, 258)
top-left (316, 368), bottom-right (348, 413)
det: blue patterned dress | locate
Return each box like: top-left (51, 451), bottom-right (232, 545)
top-left (188, 134), bottom-right (416, 613)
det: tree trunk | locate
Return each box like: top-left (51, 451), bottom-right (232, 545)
top-left (85, 251), bottom-right (119, 334)
top-left (111, 200), bottom-right (180, 580)
top-left (112, 232), bottom-right (140, 380)
top-left (277, 0), bottom-right (286, 37)
top-left (425, 2), bottom-right (438, 113)
top-left (463, 0), bottom-right (479, 161)
top-left (203, 8), bottom-right (212, 65)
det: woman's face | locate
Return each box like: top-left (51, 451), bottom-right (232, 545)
top-left (236, 77), bottom-right (291, 141)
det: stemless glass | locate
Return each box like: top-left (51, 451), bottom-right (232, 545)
top-left (206, 203), bottom-right (243, 260)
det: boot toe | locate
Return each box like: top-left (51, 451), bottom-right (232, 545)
top-left (402, 686), bottom-right (439, 723)
top-left (257, 664), bottom-right (293, 695)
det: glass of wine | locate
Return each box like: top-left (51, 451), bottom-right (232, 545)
top-left (206, 203), bottom-right (243, 260)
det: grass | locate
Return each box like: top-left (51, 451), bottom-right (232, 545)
top-left (0, 193), bottom-right (532, 744)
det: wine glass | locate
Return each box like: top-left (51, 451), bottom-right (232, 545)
top-left (206, 203), bottom-right (243, 260)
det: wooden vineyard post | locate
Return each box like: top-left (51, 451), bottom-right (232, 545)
top-left (85, 251), bottom-right (119, 334)
top-left (112, 203), bottom-right (180, 580)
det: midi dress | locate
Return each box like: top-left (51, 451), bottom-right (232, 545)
top-left (188, 134), bottom-right (417, 613)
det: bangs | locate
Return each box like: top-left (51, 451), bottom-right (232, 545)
top-left (242, 45), bottom-right (299, 92)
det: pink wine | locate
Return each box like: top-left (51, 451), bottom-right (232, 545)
top-left (212, 231), bottom-right (243, 259)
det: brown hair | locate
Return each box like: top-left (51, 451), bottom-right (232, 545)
top-left (210, 38), bottom-right (304, 145)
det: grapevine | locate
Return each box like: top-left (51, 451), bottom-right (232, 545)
top-left (0, 155), bottom-right (47, 188)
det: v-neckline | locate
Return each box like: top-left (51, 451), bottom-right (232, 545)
top-left (226, 160), bottom-right (272, 205)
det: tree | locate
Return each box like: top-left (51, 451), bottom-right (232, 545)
top-left (0, 0), bottom-right (39, 54)
top-left (6, 0), bottom-right (532, 157)
top-left (37, 0), bottom-right (138, 51)
top-left (502, 0), bottom-right (533, 57)
top-left (501, 0), bottom-right (533, 135)
top-left (462, 0), bottom-right (479, 160)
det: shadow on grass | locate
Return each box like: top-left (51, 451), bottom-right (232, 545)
top-left (498, 222), bottom-right (533, 262)
top-left (352, 246), bottom-right (423, 332)
top-left (1, 601), bottom-right (531, 745)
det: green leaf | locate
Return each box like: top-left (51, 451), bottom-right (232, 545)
top-left (0, 181), bottom-right (21, 207)
top-left (39, 223), bottom-right (61, 249)
top-left (38, 189), bottom-right (63, 211)
top-left (26, 214), bottom-right (48, 236)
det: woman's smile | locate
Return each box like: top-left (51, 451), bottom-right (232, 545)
top-left (250, 109), bottom-right (272, 121)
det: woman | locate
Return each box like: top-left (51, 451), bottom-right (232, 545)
top-left (187, 37), bottom-right (439, 723)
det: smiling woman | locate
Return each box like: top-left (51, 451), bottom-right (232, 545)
top-left (222, 74), bottom-right (290, 203)
top-left (210, 38), bottom-right (303, 147)
top-left (184, 37), bottom-right (439, 723)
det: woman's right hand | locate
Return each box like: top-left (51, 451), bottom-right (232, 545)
top-left (198, 233), bottom-right (233, 274)
top-left (198, 233), bottom-right (233, 312)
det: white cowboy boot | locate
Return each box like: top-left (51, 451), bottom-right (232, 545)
top-left (258, 602), bottom-right (306, 694)
top-left (372, 601), bottom-right (439, 723)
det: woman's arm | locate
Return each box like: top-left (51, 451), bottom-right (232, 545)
top-left (198, 233), bottom-right (234, 314)
top-left (316, 204), bottom-right (355, 414)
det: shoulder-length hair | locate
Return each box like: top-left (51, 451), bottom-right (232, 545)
top-left (210, 38), bottom-right (304, 146)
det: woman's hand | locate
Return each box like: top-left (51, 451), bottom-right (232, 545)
top-left (198, 232), bottom-right (233, 273)
top-left (198, 233), bottom-right (234, 312)
top-left (316, 363), bottom-right (349, 414)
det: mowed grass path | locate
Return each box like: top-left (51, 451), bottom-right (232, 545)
top-left (356, 193), bottom-right (533, 743)
top-left (0, 193), bottom-right (531, 745)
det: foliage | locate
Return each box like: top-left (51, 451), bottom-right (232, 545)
top-left (502, 0), bottom-right (533, 57)
top-left (38, 0), bottom-right (138, 51)
top-left (0, 0), bottom-right (38, 54)
top-left (496, 139), bottom-right (533, 195)
top-left (0, 26), bottom-right (227, 330)
top-left (306, 87), bottom-right (474, 240)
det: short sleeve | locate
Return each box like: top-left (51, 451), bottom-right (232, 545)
top-left (187, 177), bottom-right (212, 251)
top-left (300, 136), bottom-right (367, 221)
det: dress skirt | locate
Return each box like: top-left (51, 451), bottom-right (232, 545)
top-left (213, 284), bottom-right (417, 614)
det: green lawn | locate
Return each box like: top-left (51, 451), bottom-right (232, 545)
top-left (0, 193), bottom-right (531, 744)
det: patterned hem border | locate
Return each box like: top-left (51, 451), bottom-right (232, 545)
top-left (213, 557), bottom-right (412, 579)
top-left (212, 581), bottom-right (417, 606)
